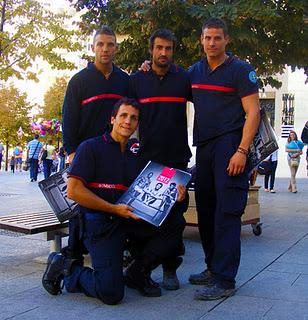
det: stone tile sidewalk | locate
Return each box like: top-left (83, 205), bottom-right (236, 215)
top-left (0, 171), bottom-right (307, 320)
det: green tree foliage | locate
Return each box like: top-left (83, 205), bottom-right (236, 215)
top-left (0, 84), bottom-right (32, 168)
top-left (43, 77), bottom-right (68, 121)
top-left (0, 0), bottom-right (82, 81)
top-left (70, 0), bottom-right (308, 87)
top-left (41, 76), bottom-right (68, 145)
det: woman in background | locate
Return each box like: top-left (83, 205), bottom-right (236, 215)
top-left (285, 130), bottom-right (304, 193)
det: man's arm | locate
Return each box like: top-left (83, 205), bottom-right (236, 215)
top-left (227, 93), bottom-right (260, 176)
top-left (62, 77), bottom-right (82, 160)
top-left (67, 177), bottom-right (140, 220)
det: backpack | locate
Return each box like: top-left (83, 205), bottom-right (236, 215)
top-left (41, 146), bottom-right (48, 160)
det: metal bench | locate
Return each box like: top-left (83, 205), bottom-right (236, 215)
top-left (0, 211), bottom-right (68, 251)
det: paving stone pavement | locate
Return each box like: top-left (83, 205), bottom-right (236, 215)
top-left (0, 170), bottom-right (307, 320)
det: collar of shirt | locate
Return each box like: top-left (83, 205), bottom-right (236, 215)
top-left (203, 52), bottom-right (235, 74)
top-left (102, 131), bottom-right (132, 151)
top-left (149, 63), bottom-right (179, 78)
top-left (87, 62), bottom-right (121, 76)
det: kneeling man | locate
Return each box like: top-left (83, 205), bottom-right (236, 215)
top-left (42, 97), bottom-right (186, 304)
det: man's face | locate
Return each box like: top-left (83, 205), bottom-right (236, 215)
top-left (92, 33), bottom-right (117, 66)
top-left (201, 28), bottom-right (229, 60)
top-left (151, 37), bottom-right (173, 68)
top-left (111, 104), bottom-right (139, 139)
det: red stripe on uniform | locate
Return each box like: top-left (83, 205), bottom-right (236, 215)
top-left (87, 182), bottom-right (128, 191)
top-left (81, 94), bottom-right (123, 106)
top-left (139, 97), bottom-right (187, 104)
top-left (191, 84), bottom-right (236, 92)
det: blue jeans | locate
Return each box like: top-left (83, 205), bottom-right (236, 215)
top-left (59, 156), bottom-right (65, 171)
top-left (43, 159), bottom-right (53, 179)
top-left (29, 158), bottom-right (39, 181)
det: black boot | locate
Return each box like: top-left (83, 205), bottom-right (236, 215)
top-left (42, 253), bottom-right (76, 295)
top-left (162, 256), bottom-right (183, 290)
top-left (124, 260), bottom-right (161, 297)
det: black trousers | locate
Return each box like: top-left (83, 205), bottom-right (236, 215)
top-left (195, 131), bottom-right (249, 288)
top-left (264, 160), bottom-right (278, 190)
top-left (64, 208), bottom-right (185, 304)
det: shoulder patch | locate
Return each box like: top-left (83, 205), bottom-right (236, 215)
top-left (130, 142), bottom-right (139, 154)
top-left (249, 71), bottom-right (257, 84)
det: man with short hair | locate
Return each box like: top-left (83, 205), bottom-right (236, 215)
top-left (62, 25), bottom-right (130, 260)
top-left (27, 134), bottom-right (43, 182)
top-left (129, 28), bottom-right (192, 291)
top-left (188, 18), bottom-right (260, 300)
top-left (42, 98), bottom-right (186, 304)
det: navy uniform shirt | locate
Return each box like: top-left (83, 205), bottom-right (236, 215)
top-left (62, 62), bottom-right (129, 155)
top-left (68, 132), bottom-right (140, 213)
top-left (189, 54), bottom-right (258, 146)
top-left (130, 64), bottom-right (192, 166)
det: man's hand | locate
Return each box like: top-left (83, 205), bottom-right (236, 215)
top-left (176, 184), bottom-right (186, 202)
top-left (139, 60), bottom-right (151, 72)
top-left (68, 152), bottom-right (75, 164)
top-left (113, 204), bottom-right (140, 220)
top-left (227, 152), bottom-right (247, 176)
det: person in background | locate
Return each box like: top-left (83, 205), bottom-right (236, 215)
top-left (0, 142), bottom-right (4, 170)
top-left (285, 130), bottom-right (304, 193)
top-left (27, 134), bottom-right (43, 182)
top-left (13, 144), bottom-right (23, 172)
top-left (10, 156), bottom-right (15, 173)
top-left (58, 146), bottom-right (66, 171)
top-left (264, 149), bottom-right (278, 193)
top-left (41, 139), bottom-right (56, 179)
top-left (301, 121), bottom-right (308, 176)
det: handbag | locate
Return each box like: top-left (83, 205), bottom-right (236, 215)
top-left (257, 160), bottom-right (272, 175)
top-left (290, 157), bottom-right (300, 167)
top-left (41, 149), bottom-right (48, 160)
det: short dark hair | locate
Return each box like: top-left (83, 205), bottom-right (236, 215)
top-left (202, 18), bottom-right (228, 36)
top-left (34, 134), bottom-right (39, 139)
top-left (149, 29), bottom-right (176, 51)
top-left (111, 97), bottom-right (140, 118)
top-left (94, 25), bottom-right (117, 43)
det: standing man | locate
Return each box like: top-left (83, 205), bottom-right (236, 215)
top-left (188, 18), bottom-right (260, 300)
top-left (62, 26), bottom-right (129, 260)
top-left (130, 29), bottom-right (192, 290)
top-left (42, 98), bottom-right (186, 303)
top-left (27, 134), bottom-right (43, 182)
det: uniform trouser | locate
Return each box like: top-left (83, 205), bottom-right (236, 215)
top-left (195, 131), bottom-right (249, 288)
top-left (64, 208), bottom-right (186, 304)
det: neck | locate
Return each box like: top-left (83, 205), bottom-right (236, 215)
top-left (152, 63), bottom-right (170, 77)
top-left (95, 62), bottom-right (113, 78)
top-left (207, 53), bottom-right (228, 71)
top-left (110, 131), bottom-right (128, 153)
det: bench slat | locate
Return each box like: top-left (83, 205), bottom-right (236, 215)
top-left (0, 212), bottom-right (68, 235)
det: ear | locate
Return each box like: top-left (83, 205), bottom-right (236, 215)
top-left (225, 35), bottom-right (230, 45)
top-left (111, 116), bottom-right (115, 125)
top-left (91, 44), bottom-right (95, 53)
top-left (200, 34), bottom-right (204, 45)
